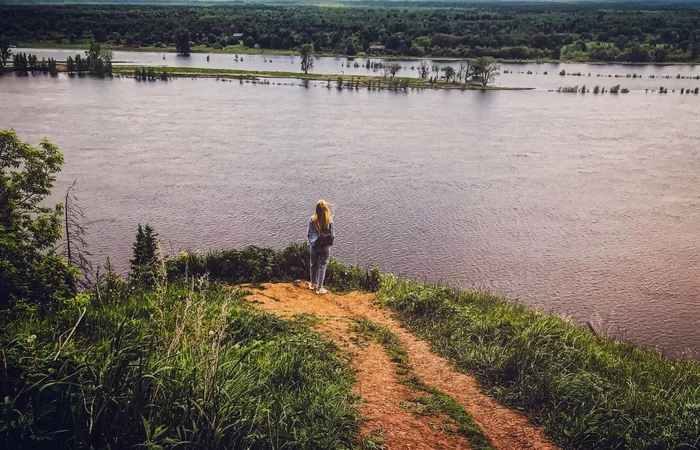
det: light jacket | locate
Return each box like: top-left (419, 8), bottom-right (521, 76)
top-left (308, 216), bottom-right (335, 248)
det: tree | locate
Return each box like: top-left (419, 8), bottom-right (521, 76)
top-left (60, 181), bottom-right (93, 289)
top-left (243, 36), bottom-right (255, 48)
top-left (441, 65), bottom-right (456, 83)
top-left (173, 28), bottom-right (191, 56)
top-left (345, 41), bottom-right (357, 56)
top-left (389, 62), bottom-right (401, 77)
top-left (300, 43), bottom-right (313, 74)
top-left (0, 130), bottom-right (78, 309)
top-left (472, 57), bottom-right (500, 86)
top-left (130, 223), bottom-right (159, 285)
top-left (0, 39), bottom-right (11, 65)
top-left (418, 60), bottom-right (429, 79)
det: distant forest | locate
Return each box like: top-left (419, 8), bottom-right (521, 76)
top-left (2, 3), bottom-right (700, 62)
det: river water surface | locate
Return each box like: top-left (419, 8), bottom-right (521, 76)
top-left (18, 47), bottom-right (700, 91)
top-left (2, 73), bottom-right (699, 356)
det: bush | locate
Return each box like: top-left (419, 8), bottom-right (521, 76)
top-left (166, 243), bottom-right (380, 292)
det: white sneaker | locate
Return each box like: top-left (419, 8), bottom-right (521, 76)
top-left (308, 282), bottom-right (315, 290)
top-left (316, 287), bottom-right (328, 295)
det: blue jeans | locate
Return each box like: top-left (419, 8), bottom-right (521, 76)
top-left (310, 245), bottom-right (330, 288)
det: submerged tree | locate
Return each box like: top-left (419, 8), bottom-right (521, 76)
top-left (389, 62), bottom-right (402, 77)
top-left (418, 60), bottom-right (429, 79)
top-left (472, 57), bottom-right (501, 86)
top-left (0, 130), bottom-right (78, 309)
top-left (173, 28), bottom-right (191, 56)
top-left (300, 43), bottom-right (313, 74)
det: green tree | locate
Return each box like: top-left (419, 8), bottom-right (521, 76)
top-left (0, 39), bottom-right (11, 65)
top-left (300, 43), bottom-right (313, 74)
top-left (345, 41), bottom-right (357, 56)
top-left (173, 28), bottom-right (191, 56)
top-left (418, 60), bottom-right (429, 79)
top-left (473, 57), bottom-right (500, 86)
top-left (130, 223), bottom-right (159, 285)
top-left (0, 130), bottom-right (78, 309)
top-left (243, 36), bottom-right (255, 48)
top-left (389, 62), bottom-right (401, 77)
top-left (441, 65), bottom-right (456, 83)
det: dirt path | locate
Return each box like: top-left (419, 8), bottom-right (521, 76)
top-left (243, 283), bottom-right (559, 450)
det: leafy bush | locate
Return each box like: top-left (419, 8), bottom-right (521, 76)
top-left (166, 243), bottom-right (381, 292)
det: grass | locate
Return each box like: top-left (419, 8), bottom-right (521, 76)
top-left (377, 274), bottom-right (700, 449)
top-left (0, 274), bottom-right (360, 449)
top-left (352, 318), bottom-right (493, 450)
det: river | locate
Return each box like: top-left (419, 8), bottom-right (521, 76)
top-left (17, 47), bottom-right (700, 92)
top-left (2, 72), bottom-right (699, 356)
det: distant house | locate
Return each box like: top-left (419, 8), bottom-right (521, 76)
top-left (368, 44), bottom-right (386, 54)
top-left (231, 33), bottom-right (244, 44)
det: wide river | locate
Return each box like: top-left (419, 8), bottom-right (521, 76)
top-left (2, 71), bottom-right (699, 356)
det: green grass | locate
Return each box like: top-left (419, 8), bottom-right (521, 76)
top-left (352, 318), bottom-right (493, 450)
top-left (0, 277), bottom-right (360, 449)
top-left (377, 274), bottom-right (700, 449)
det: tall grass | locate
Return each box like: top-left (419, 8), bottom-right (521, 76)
top-left (0, 276), bottom-right (359, 449)
top-left (377, 275), bottom-right (700, 449)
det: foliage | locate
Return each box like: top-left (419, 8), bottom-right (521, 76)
top-left (0, 279), bottom-right (360, 449)
top-left (3, 3), bottom-right (700, 61)
top-left (130, 223), bottom-right (160, 286)
top-left (166, 243), bottom-right (381, 293)
top-left (378, 275), bottom-right (700, 449)
top-left (173, 27), bottom-right (191, 56)
top-left (0, 130), bottom-right (78, 310)
top-left (300, 43), bottom-right (313, 74)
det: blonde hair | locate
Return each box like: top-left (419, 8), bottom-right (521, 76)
top-left (312, 200), bottom-right (331, 234)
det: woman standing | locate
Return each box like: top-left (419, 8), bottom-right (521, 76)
top-left (308, 200), bottom-right (335, 295)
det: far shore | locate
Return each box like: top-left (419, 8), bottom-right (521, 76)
top-left (16, 42), bottom-right (700, 66)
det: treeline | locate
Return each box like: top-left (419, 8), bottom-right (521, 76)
top-left (65, 43), bottom-right (113, 76)
top-left (1, 3), bottom-right (699, 61)
top-left (9, 52), bottom-right (58, 75)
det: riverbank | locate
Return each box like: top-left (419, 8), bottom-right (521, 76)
top-left (2, 238), bottom-right (699, 448)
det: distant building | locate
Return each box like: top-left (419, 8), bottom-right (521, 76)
top-left (368, 44), bottom-right (386, 54)
top-left (232, 33), bottom-right (244, 38)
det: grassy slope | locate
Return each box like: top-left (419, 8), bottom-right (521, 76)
top-left (377, 275), bottom-right (700, 449)
top-left (0, 278), bottom-right (360, 449)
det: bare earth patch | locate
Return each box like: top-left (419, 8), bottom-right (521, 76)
top-left (242, 283), bottom-right (559, 450)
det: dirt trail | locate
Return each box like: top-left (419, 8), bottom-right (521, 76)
top-left (243, 283), bottom-right (559, 450)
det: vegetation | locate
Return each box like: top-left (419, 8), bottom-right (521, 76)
top-left (0, 132), bottom-right (362, 448)
top-left (0, 130), bottom-right (77, 311)
top-left (377, 275), bottom-right (700, 449)
top-left (65, 43), bottom-right (113, 76)
top-left (299, 43), bottom-right (313, 74)
top-left (2, 3), bottom-right (700, 62)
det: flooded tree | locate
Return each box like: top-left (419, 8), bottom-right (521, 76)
top-left (300, 43), bottom-right (313, 74)
top-left (389, 62), bottom-right (402, 77)
top-left (173, 28), bottom-right (191, 56)
top-left (472, 57), bottom-right (501, 86)
top-left (418, 61), bottom-right (429, 79)
top-left (0, 40), bottom-right (11, 65)
top-left (441, 66), bottom-right (456, 83)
